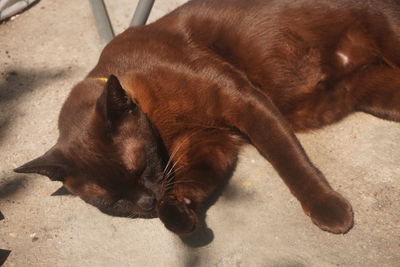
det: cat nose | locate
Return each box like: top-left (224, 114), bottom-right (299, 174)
top-left (137, 194), bottom-right (155, 211)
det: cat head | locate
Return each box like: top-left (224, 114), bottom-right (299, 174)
top-left (15, 75), bottom-right (167, 217)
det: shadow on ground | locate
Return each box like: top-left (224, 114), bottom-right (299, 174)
top-left (0, 67), bottom-right (73, 144)
top-left (0, 176), bottom-right (26, 266)
top-left (0, 249), bottom-right (11, 266)
top-left (0, 211), bottom-right (11, 266)
top-left (177, 163), bottom-right (244, 248)
top-left (0, 175), bottom-right (28, 200)
top-left (183, 251), bottom-right (202, 267)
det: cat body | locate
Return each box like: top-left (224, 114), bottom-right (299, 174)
top-left (15, 0), bottom-right (400, 235)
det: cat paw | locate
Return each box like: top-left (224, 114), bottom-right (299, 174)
top-left (303, 191), bottom-right (354, 234)
top-left (158, 196), bottom-right (198, 235)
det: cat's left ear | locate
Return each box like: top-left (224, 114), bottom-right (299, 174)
top-left (96, 75), bottom-right (137, 129)
top-left (14, 148), bottom-right (72, 182)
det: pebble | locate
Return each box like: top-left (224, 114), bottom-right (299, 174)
top-left (30, 233), bottom-right (39, 242)
top-left (9, 232), bottom-right (17, 238)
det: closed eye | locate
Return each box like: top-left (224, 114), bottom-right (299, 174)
top-left (128, 165), bottom-right (146, 179)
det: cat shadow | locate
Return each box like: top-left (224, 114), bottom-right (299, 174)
top-left (47, 144), bottom-right (243, 248)
top-left (178, 183), bottom-right (243, 248)
top-left (179, 183), bottom-right (244, 266)
top-left (179, 156), bottom-right (241, 248)
top-left (0, 67), bottom-right (72, 144)
top-left (183, 253), bottom-right (201, 267)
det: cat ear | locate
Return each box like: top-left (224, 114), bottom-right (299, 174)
top-left (96, 75), bottom-right (137, 128)
top-left (14, 148), bottom-right (71, 182)
top-left (51, 186), bottom-right (72, 196)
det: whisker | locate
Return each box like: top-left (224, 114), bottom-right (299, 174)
top-left (159, 128), bottom-right (224, 193)
top-left (163, 179), bottom-right (206, 193)
top-left (165, 165), bottom-right (184, 181)
top-left (162, 128), bottom-right (206, 178)
top-left (162, 152), bottom-right (175, 176)
top-left (162, 130), bottom-right (197, 172)
top-left (164, 152), bottom-right (186, 178)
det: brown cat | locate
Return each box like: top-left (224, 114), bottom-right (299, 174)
top-left (15, 0), bottom-right (400, 236)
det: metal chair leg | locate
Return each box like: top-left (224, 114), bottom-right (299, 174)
top-left (130, 0), bottom-right (155, 27)
top-left (90, 0), bottom-right (154, 46)
top-left (89, 0), bottom-right (115, 45)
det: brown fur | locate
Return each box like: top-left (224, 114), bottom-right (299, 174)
top-left (15, 0), bottom-right (400, 235)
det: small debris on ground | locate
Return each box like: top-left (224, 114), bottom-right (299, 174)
top-left (8, 232), bottom-right (17, 238)
top-left (30, 233), bottom-right (39, 242)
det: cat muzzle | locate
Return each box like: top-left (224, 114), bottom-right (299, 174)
top-left (137, 194), bottom-right (156, 211)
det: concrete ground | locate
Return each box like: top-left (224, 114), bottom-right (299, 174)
top-left (1, 0), bottom-right (400, 266)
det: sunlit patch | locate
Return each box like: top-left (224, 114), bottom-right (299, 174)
top-left (337, 51), bottom-right (350, 66)
top-left (183, 197), bottom-right (191, 205)
top-left (121, 140), bottom-right (146, 171)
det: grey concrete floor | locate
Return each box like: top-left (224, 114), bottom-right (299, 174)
top-left (1, 0), bottom-right (400, 266)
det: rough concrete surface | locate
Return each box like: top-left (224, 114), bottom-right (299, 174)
top-left (1, 0), bottom-right (400, 266)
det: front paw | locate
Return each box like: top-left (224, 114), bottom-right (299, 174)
top-left (158, 196), bottom-right (198, 235)
top-left (302, 191), bottom-right (354, 234)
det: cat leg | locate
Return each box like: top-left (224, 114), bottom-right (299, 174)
top-left (353, 66), bottom-right (400, 121)
top-left (157, 56), bottom-right (353, 234)
top-left (283, 82), bottom-right (356, 131)
top-left (158, 130), bottom-right (240, 235)
top-left (222, 86), bottom-right (353, 233)
top-left (187, 55), bottom-right (354, 233)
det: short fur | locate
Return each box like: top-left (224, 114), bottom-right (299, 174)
top-left (15, 0), bottom-right (400, 235)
